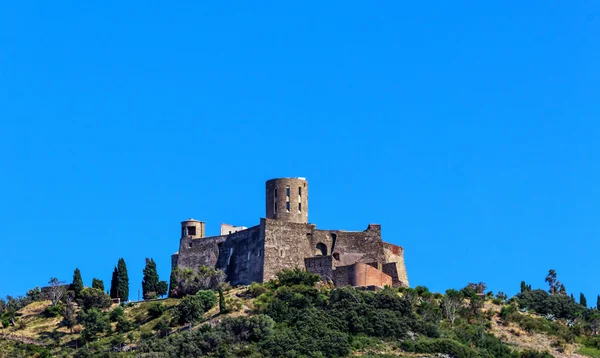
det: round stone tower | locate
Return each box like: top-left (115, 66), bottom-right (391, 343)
top-left (266, 177), bottom-right (308, 223)
top-left (181, 218), bottom-right (205, 239)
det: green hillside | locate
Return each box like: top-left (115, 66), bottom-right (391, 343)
top-left (1, 268), bottom-right (600, 357)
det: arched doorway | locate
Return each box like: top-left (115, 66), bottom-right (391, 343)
top-left (315, 243), bottom-right (327, 256)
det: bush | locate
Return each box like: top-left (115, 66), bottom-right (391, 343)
top-left (176, 290), bottom-right (217, 325)
top-left (169, 266), bottom-right (225, 298)
top-left (407, 338), bottom-right (479, 358)
top-left (276, 268), bottom-right (321, 287)
top-left (248, 282), bottom-right (268, 297)
top-left (517, 289), bottom-right (583, 319)
top-left (519, 350), bottom-right (554, 358)
top-left (79, 288), bottom-right (111, 311)
top-left (43, 303), bottom-right (63, 318)
top-left (154, 317), bottom-right (170, 337)
top-left (116, 317), bottom-right (137, 333)
top-left (218, 315), bottom-right (274, 343)
top-left (109, 306), bottom-right (124, 322)
top-left (147, 302), bottom-right (166, 319)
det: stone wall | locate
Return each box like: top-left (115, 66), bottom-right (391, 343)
top-left (176, 235), bottom-right (226, 270)
top-left (214, 225), bottom-right (264, 285)
top-left (172, 216), bottom-right (409, 288)
top-left (304, 256), bottom-right (334, 281)
top-left (314, 224), bottom-right (385, 267)
top-left (382, 242), bottom-right (409, 286)
top-left (262, 218), bottom-right (314, 281)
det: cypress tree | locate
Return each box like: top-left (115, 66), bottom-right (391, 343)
top-left (142, 258), bottom-right (160, 299)
top-left (71, 268), bottom-right (84, 299)
top-left (218, 288), bottom-right (228, 314)
top-left (117, 258), bottom-right (129, 301)
top-left (110, 267), bottom-right (119, 299)
top-left (92, 278), bottom-right (104, 291)
top-left (580, 293), bottom-right (587, 307)
top-left (597, 295), bottom-right (600, 310)
top-left (169, 270), bottom-right (177, 298)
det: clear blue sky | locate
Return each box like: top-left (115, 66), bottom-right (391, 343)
top-left (1, 2), bottom-right (598, 302)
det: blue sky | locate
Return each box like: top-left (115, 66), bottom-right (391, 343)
top-left (1, 2), bottom-right (598, 302)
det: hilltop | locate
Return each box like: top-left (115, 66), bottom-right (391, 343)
top-left (1, 268), bottom-right (600, 358)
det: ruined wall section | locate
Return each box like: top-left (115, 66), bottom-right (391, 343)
top-left (382, 242), bottom-right (409, 287)
top-left (304, 256), bottom-right (334, 281)
top-left (262, 218), bottom-right (314, 281)
top-left (176, 235), bottom-right (227, 270)
top-left (314, 224), bottom-right (386, 267)
top-left (215, 225), bottom-right (264, 286)
top-left (347, 263), bottom-right (393, 287)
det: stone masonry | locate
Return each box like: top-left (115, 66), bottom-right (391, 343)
top-left (171, 177), bottom-right (409, 288)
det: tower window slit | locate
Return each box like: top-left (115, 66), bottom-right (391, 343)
top-left (286, 201), bottom-right (290, 212)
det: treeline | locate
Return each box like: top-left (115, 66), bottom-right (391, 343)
top-left (0, 257), bottom-right (168, 330)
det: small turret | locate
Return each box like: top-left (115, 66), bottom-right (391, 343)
top-left (181, 218), bottom-right (205, 239)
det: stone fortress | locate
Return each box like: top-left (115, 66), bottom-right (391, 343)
top-left (172, 177), bottom-right (409, 288)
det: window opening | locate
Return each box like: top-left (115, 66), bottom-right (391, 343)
top-left (187, 226), bottom-right (196, 236)
top-left (286, 201), bottom-right (290, 212)
top-left (315, 243), bottom-right (327, 256)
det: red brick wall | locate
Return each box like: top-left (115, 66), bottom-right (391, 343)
top-left (347, 263), bottom-right (392, 287)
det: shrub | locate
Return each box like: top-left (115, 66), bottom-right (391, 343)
top-left (169, 266), bottom-right (225, 298)
top-left (276, 268), bottom-right (321, 287)
top-left (176, 290), bottom-right (217, 325)
top-left (154, 317), bottom-right (170, 337)
top-left (517, 289), bottom-right (583, 319)
top-left (248, 282), bottom-right (268, 297)
top-left (116, 317), bottom-right (137, 333)
top-left (519, 350), bottom-right (554, 358)
top-left (43, 303), bottom-right (63, 318)
top-left (147, 302), bottom-right (166, 319)
top-left (218, 315), bottom-right (275, 343)
top-left (109, 306), bottom-right (125, 322)
top-left (79, 288), bottom-right (111, 311)
top-left (410, 338), bottom-right (479, 358)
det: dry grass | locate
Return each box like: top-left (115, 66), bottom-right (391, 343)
top-left (484, 301), bottom-right (587, 358)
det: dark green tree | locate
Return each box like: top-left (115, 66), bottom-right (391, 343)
top-left (597, 295), bottom-right (600, 310)
top-left (545, 270), bottom-right (558, 295)
top-left (157, 280), bottom-right (168, 297)
top-left (79, 288), bottom-right (112, 311)
top-left (117, 258), bottom-right (129, 301)
top-left (142, 258), bottom-right (167, 299)
top-left (79, 308), bottom-right (110, 342)
top-left (110, 266), bottom-right (119, 299)
top-left (71, 268), bottom-right (84, 299)
top-left (219, 288), bottom-right (228, 314)
top-left (91, 278), bottom-right (104, 291)
top-left (520, 281), bottom-right (528, 293)
top-left (176, 290), bottom-right (217, 327)
top-left (580, 293), bottom-right (588, 307)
